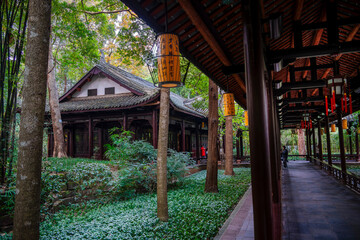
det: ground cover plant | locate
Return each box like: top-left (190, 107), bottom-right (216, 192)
top-left (39, 168), bottom-right (251, 239)
top-left (348, 165), bottom-right (360, 177)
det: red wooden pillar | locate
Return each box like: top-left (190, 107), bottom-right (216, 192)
top-left (88, 117), bottom-right (93, 158)
top-left (152, 109), bottom-right (158, 149)
top-left (182, 120), bottom-right (186, 152)
top-left (123, 113), bottom-right (127, 131)
top-left (337, 109), bottom-right (347, 182)
top-left (312, 124), bottom-right (316, 160)
top-left (195, 122), bottom-right (200, 161)
top-left (325, 116), bottom-right (332, 166)
top-left (236, 130), bottom-right (240, 160)
top-left (69, 126), bottom-right (74, 158)
top-left (317, 121), bottom-right (323, 169)
top-left (243, 0), bottom-right (274, 238)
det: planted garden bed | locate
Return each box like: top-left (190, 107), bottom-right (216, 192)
top-left (39, 168), bottom-right (251, 239)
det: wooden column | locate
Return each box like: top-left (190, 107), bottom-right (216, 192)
top-left (243, 0), bottom-right (274, 238)
top-left (182, 120), bottom-right (186, 152)
top-left (195, 122), bottom-right (200, 161)
top-left (312, 124), bottom-right (316, 159)
top-left (236, 130), bottom-right (240, 160)
top-left (88, 117), bottom-right (93, 158)
top-left (123, 113), bottom-right (127, 131)
top-left (317, 121), bottom-right (323, 166)
top-left (152, 109), bottom-right (158, 149)
top-left (224, 116), bottom-right (234, 175)
top-left (337, 109), bottom-right (347, 182)
top-left (356, 131), bottom-right (360, 162)
top-left (349, 134), bottom-right (353, 156)
top-left (325, 116), bottom-right (332, 166)
top-left (99, 127), bottom-right (104, 160)
top-left (240, 130), bottom-right (244, 158)
top-left (69, 126), bottom-right (74, 157)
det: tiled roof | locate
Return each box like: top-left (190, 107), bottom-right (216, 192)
top-left (53, 62), bottom-right (206, 118)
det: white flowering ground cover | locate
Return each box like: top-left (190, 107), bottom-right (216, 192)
top-left (39, 168), bottom-right (251, 240)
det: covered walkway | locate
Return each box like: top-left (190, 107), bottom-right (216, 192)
top-left (217, 161), bottom-right (360, 240)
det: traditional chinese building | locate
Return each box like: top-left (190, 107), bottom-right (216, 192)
top-left (46, 61), bottom-right (208, 160)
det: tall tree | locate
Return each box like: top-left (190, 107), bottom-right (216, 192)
top-left (157, 88), bottom-right (170, 221)
top-left (205, 79), bottom-right (219, 192)
top-left (13, 0), bottom-right (52, 238)
top-left (224, 115), bottom-right (234, 175)
top-left (0, 0), bottom-right (28, 184)
top-left (47, 43), bottom-right (67, 157)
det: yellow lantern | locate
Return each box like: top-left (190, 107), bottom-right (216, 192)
top-left (244, 110), bottom-right (249, 126)
top-left (201, 122), bottom-right (205, 129)
top-left (342, 119), bottom-right (348, 129)
top-left (331, 124), bottom-right (336, 132)
top-left (357, 128), bottom-right (360, 134)
top-left (156, 33), bottom-right (181, 88)
top-left (320, 129), bottom-right (324, 135)
top-left (223, 93), bottom-right (235, 116)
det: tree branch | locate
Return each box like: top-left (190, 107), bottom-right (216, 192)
top-left (83, 9), bottom-right (131, 15)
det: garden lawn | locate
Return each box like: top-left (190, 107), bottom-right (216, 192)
top-left (40, 168), bottom-right (251, 240)
top-left (45, 157), bottom-right (112, 172)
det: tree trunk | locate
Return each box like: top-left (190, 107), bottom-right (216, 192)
top-left (297, 129), bottom-right (306, 155)
top-left (224, 116), bottom-right (234, 175)
top-left (205, 79), bottom-right (219, 192)
top-left (157, 88), bottom-right (170, 221)
top-left (48, 44), bottom-right (67, 158)
top-left (13, 0), bottom-right (52, 239)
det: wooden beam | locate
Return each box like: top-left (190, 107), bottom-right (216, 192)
top-left (321, 24), bottom-right (360, 79)
top-left (178, 0), bottom-right (246, 92)
top-left (302, 7), bottom-right (327, 79)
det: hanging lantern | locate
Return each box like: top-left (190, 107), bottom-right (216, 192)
top-left (146, 33), bottom-right (190, 88)
top-left (357, 128), bottom-right (360, 134)
top-left (327, 75), bottom-right (346, 113)
top-left (244, 110), bottom-right (249, 126)
top-left (342, 119), bottom-right (348, 129)
top-left (223, 93), bottom-right (236, 116)
top-left (201, 122), bottom-right (205, 129)
top-left (331, 124), bottom-right (336, 132)
top-left (320, 128), bottom-right (324, 135)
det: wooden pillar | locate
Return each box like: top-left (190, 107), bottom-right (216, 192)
top-left (337, 109), bottom-right (347, 182)
top-left (88, 117), bottom-right (93, 158)
top-left (349, 134), bottom-right (353, 156)
top-left (182, 120), bottom-right (186, 152)
top-left (356, 131), bottom-right (360, 162)
top-left (236, 130), bottom-right (240, 160)
top-left (69, 126), bottom-right (74, 157)
top-left (240, 130), bottom-right (244, 157)
top-left (123, 113), bottom-right (127, 131)
top-left (99, 127), bottom-right (104, 160)
top-left (317, 121), bottom-right (323, 164)
top-left (325, 116), bottom-right (332, 166)
top-left (195, 122), bottom-right (200, 161)
top-left (243, 0), bottom-right (274, 238)
top-left (224, 116), bottom-right (234, 175)
top-left (312, 124), bottom-right (316, 159)
top-left (152, 109), bottom-right (158, 149)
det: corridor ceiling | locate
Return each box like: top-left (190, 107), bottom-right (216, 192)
top-left (121, 0), bottom-right (360, 129)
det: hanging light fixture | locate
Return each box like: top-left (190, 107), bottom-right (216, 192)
top-left (224, 93), bottom-right (235, 116)
top-left (326, 75), bottom-right (347, 113)
top-left (146, 0), bottom-right (190, 88)
top-left (320, 128), bottom-right (324, 135)
top-left (342, 119), bottom-right (348, 129)
top-left (331, 124), bottom-right (336, 132)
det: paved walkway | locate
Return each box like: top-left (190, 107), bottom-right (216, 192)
top-left (216, 161), bottom-right (360, 240)
top-left (282, 161), bottom-right (360, 240)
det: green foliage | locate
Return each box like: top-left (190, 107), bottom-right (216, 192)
top-left (39, 168), bottom-right (251, 239)
top-left (45, 157), bottom-right (111, 172)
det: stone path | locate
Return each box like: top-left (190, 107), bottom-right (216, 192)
top-left (282, 161), bottom-right (360, 240)
top-left (215, 161), bottom-right (360, 240)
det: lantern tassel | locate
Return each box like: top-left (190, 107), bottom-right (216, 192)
top-left (341, 96), bottom-right (344, 112)
top-left (344, 93), bottom-right (348, 113)
top-left (332, 90), bottom-right (335, 113)
top-left (325, 96), bottom-right (328, 116)
top-left (350, 94), bottom-right (353, 114)
top-left (310, 119), bottom-right (312, 129)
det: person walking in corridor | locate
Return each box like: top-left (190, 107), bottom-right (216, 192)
top-left (282, 146), bottom-right (288, 168)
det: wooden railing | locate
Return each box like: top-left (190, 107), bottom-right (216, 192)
top-left (310, 157), bottom-right (360, 194)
